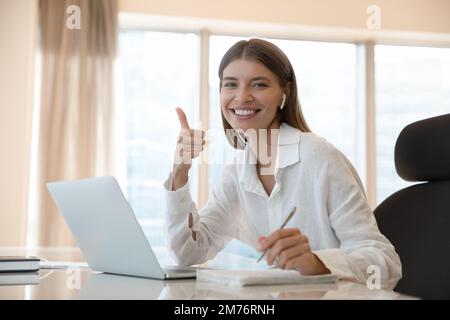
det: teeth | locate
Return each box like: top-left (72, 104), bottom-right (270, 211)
top-left (234, 109), bottom-right (256, 116)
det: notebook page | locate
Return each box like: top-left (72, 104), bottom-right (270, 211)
top-left (197, 269), bottom-right (337, 286)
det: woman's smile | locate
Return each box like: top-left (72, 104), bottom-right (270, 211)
top-left (229, 107), bottom-right (262, 121)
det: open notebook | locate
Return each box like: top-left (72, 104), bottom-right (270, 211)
top-left (196, 268), bottom-right (337, 287)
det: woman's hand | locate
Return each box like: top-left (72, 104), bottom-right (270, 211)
top-left (258, 228), bottom-right (330, 275)
top-left (171, 107), bottom-right (205, 191)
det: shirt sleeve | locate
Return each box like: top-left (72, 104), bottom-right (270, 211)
top-left (313, 145), bottom-right (403, 290)
top-left (163, 166), bottom-right (239, 266)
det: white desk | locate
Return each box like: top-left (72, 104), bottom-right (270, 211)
top-left (0, 247), bottom-right (415, 300)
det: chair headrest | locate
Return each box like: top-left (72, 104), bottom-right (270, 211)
top-left (395, 113), bottom-right (450, 182)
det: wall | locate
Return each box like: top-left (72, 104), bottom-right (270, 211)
top-left (119, 0), bottom-right (450, 34)
top-left (0, 0), bottom-right (38, 246)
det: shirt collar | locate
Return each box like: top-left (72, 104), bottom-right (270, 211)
top-left (276, 122), bottom-right (302, 169)
top-left (237, 122), bottom-right (302, 190)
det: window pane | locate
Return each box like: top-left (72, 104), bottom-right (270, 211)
top-left (208, 36), bottom-right (358, 257)
top-left (118, 30), bottom-right (200, 246)
top-left (271, 39), bottom-right (358, 170)
top-left (375, 45), bottom-right (450, 205)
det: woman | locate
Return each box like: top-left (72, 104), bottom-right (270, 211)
top-left (164, 39), bottom-right (402, 289)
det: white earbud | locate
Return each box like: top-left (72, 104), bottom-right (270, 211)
top-left (280, 93), bottom-right (287, 110)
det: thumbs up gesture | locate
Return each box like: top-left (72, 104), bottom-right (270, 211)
top-left (171, 107), bottom-right (206, 190)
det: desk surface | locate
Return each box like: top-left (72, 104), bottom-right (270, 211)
top-left (0, 247), bottom-right (414, 300)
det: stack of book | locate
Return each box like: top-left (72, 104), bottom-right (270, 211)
top-left (0, 256), bottom-right (40, 286)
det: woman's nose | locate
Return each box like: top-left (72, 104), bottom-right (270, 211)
top-left (234, 87), bottom-right (253, 103)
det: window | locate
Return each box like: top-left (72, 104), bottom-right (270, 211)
top-left (375, 45), bottom-right (450, 205)
top-left (118, 30), bottom-right (200, 246)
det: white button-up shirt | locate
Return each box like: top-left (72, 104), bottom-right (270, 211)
top-left (163, 122), bottom-right (402, 289)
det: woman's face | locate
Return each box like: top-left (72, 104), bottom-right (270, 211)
top-left (220, 59), bottom-right (284, 132)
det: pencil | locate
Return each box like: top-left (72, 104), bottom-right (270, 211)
top-left (256, 206), bottom-right (297, 263)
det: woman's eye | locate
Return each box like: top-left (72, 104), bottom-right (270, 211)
top-left (253, 82), bottom-right (268, 88)
top-left (223, 82), bottom-right (237, 88)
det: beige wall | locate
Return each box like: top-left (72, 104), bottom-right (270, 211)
top-left (0, 0), bottom-right (37, 246)
top-left (119, 0), bottom-right (450, 34)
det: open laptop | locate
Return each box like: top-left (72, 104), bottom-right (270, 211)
top-left (47, 176), bottom-right (196, 279)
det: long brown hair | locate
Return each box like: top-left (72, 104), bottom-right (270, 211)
top-left (218, 38), bottom-right (311, 149)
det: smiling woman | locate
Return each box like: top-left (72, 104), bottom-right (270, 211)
top-left (164, 38), bottom-right (402, 288)
top-left (218, 39), bottom-right (310, 150)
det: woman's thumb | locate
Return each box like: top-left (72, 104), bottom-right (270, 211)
top-left (175, 107), bottom-right (190, 129)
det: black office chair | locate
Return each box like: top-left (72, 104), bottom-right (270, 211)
top-left (375, 113), bottom-right (450, 300)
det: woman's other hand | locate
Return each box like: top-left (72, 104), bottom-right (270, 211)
top-left (258, 228), bottom-right (330, 275)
